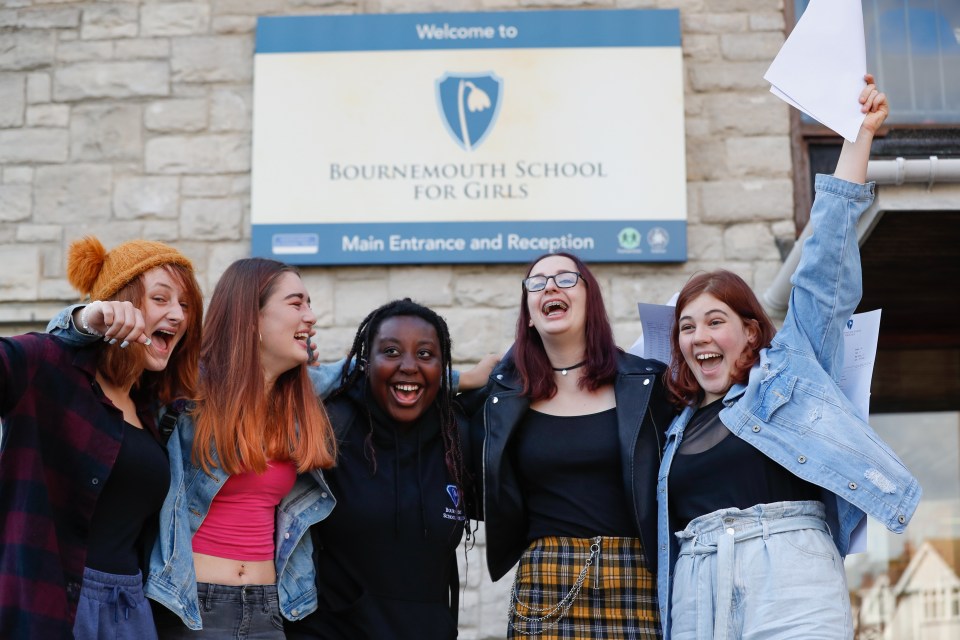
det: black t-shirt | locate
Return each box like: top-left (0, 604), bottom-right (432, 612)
top-left (515, 408), bottom-right (638, 540)
top-left (669, 399), bottom-right (820, 530)
top-left (86, 421), bottom-right (170, 574)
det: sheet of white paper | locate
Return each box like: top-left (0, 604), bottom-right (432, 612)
top-left (632, 303), bottom-right (676, 364)
top-left (764, 0), bottom-right (867, 142)
top-left (838, 308), bottom-right (882, 553)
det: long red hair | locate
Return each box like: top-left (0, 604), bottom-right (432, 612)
top-left (192, 259), bottom-right (336, 475)
top-left (514, 252), bottom-right (619, 402)
top-left (665, 270), bottom-right (777, 408)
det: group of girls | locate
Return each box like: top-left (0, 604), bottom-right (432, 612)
top-left (0, 76), bottom-right (920, 640)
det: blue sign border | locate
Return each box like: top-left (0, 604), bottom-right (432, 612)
top-left (253, 220), bottom-right (686, 265)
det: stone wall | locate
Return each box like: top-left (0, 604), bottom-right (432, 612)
top-left (0, 1), bottom-right (792, 636)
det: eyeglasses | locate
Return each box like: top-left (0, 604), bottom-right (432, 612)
top-left (522, 271), bottom-right (583, 293)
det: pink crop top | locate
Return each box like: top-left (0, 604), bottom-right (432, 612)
top-left (192, 460), bottom-right (297, 561)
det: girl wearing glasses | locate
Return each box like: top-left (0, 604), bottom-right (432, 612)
top-left (471, 253), bottom-right (674, 638)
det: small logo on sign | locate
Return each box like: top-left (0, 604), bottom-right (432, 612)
top-left (618, 227), bottom-right (642, 250)
top-left (436, 73), bottom-right (503, 151)
top-left (648, 227), bottom-right (670, 253)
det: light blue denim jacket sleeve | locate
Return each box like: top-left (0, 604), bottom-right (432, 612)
top-left (655, 174), bottom-right (922, 637)
top-left (144, 412), bottom-right (336, 629)
top-left (47, 304), bottom-right (99, 346)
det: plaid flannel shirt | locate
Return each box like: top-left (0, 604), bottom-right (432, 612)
top-left (0, 333), bottom-right (157, 639)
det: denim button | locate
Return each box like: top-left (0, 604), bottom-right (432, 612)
top-left (496, 374), bottom-right (503, 380)
top-left (797, 455), bottom-right (806, 463)
top-left (321, 492), bottom-right (328, 498)
top-left (284, 532), bottom-right (290, 539)
top-left (292, 609), bottom-right (299, 616)
top-left (492, 397), bottom-right (499, 404)
top-left (752, 425), bottom-right (761, 432)
top-left (898, 514), bottom-right (905, 524)
top-left (91, 477), bottom-right (99, 485)
top-left (849, 482), bottom-right (858, 490)
top-left (643, 379), bottom-right (650, 386)
top-left (726, 528), bottom-right (735, 535)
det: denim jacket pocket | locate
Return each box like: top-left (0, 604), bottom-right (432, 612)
top-left (755, 372), bottom-right (825, 436)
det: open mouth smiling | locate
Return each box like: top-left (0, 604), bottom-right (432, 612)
top-left (151, 328), bottom-right (178, 353)
top-left (542, 300), bottom-right (568, 317)
top-left (391, 382), bottom-right (424, 406)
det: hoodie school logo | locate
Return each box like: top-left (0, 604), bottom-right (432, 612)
top-left (436, 73), bottom-right (503, 151)
top-left (443, 484), bottom-right (465, 522)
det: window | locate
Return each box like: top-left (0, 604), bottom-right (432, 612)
top-left (794, 0), bottom-right (960, 124)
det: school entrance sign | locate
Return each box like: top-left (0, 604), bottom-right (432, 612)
top-left (251, 9), bottom-right (687, 264)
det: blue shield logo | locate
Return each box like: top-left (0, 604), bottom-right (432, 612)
top-left (436, 73), bottom-right (503, 151)
top-left (445, 484), bottom-right (461, 507)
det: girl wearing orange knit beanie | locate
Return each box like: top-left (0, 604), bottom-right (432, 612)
top-left (0, 236), bottom-right (203, 640)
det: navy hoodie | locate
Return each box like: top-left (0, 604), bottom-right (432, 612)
top-left (286, 379), bottom-right (468, 640)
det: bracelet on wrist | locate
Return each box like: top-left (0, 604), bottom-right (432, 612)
top-left (79, 301), bottom-right (104, 337)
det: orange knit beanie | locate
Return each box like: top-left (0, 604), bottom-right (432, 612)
top-left (66, 236), bottom-right (194, 300)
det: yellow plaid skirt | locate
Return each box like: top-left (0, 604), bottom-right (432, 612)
top-left (508, 536), bottom-right (660, 639)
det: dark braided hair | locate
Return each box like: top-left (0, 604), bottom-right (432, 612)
top-left (334, 299), bottom-right (472, 527)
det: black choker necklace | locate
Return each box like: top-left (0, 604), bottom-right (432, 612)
top-left (551, 360), bottom-right (586, 376)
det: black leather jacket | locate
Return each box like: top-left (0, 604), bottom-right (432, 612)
top-left (471, 350), bottom-right (674, 581)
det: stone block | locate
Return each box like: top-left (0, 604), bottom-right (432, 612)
top-left (180, 198), bottom-right (243, 240)
top-left (682, 34), bottom-right (721, 61)
top-left (0, 30), bottom-right (56, 71)
top-left (145, 134), bottom-right (250, 174)
top-left (749, 11), bottom-right (785, 31)
top-left (3, 167), bottom-right (33, 183)
top-left (438, 306), bottom-right (505, 362)
top-left (0, 128), bottom-right (68, 163)
top-left (34, 164), bottom-right (112, 224)
top-left (0, 184), bottom-right (31, 221)
top-left (211, 0), bottom-right (286, 15)
top-left (685, 139), bottom-right (727, 181)
top-left (182, 176), bottom-right (232, 197)
top-left (0, 74), bottom-right (25, 128)
top-left (212, 16), bottom-right (256, 34)
top-left (54, 61), bottom-right (169, 100)
top-left (698, 178), bottom-right (793, 223)
top-left (688, 62), bottom-right (771, 92)
top-left (145, 98), bottom-right (208, 132)
top-left (333, 278), bottom-right (390, 326)
top-left (70, 103), bottom-right (142, 161)
top-left (455, 271), bottom-right (523, 308)
top-left (113, 176), bottom-right (179, 219)
top-left (708, 91), bottom-right (790, 136)
top-left (720, 32), bottom-right (784, 62)
top-left (81, 4), bottom-right (138, 40)
top-left (0, 10), bottom-right (15, 27)
top-left (26, 104), bottom-right (69, 127)
top-left (114, 38), bottom-right (170, 59)
top-left (16, 7), bottom-right (81, 29)
top-left (686, 223), bottom-right (725, 261)
top-left (141, 3), bottom-right (211, 36)
top-left (171, 36), bottom-right (253, 83)
top-left (385, 266), bottom-right (454, 306)
top-left (0, 245), bottom-right (40, 300)
top-left (139, 221), bottom-right (179, 243)
top-left (209, 88), bottom-right (250, 132)
top-left (26, 72), bottom-right (50, 104)
top-left (726, 136), bottom-right (791, 177)
top-left (56, 40), bottom-right (114, 63)
top-left (297, 270), bottom-right (334, 327)
top-left (39, 278), bottom-right (77, 301)
top-left (723, 222), bottom-right (780, 261)
top-left (16, 223), bottom-right (60, 243)
top-left (683, 12), bottom-right (748, 34)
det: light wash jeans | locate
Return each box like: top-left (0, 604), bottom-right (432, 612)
top-left (670, 501), bottom-right (851, 640)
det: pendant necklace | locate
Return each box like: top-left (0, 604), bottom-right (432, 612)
top-left (551, 360), bottom-right (586, 376)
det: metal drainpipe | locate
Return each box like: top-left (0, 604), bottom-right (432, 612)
top-left (760, 156), bottom-right (960, 316)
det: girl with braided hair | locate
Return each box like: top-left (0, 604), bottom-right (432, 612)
top-left (286, 298), bottom-right (478, 640)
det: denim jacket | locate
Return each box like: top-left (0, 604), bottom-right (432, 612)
top-left (46, 312), bottom-right (340, 629)
top-left (145, 411), bottom-right (336, 629)
top-left (655, 175), bottom-right (922, 635)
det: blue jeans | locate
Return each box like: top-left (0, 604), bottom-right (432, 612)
top-left (670, 501), bottom-right (852, 640)
top-left (72, 567), bottom-right (157, 640)
top-left (156, 583), bottom-right (285, 639)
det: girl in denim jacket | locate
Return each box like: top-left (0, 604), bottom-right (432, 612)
top-left (656, 77), bottom-right (921, 639)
